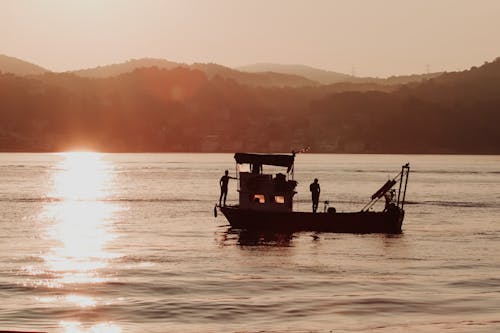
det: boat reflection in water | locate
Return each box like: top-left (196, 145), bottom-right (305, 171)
top-left (37, 152), bottom-right (122, 333)
top-left (218, 227), bottom-right (295, 247)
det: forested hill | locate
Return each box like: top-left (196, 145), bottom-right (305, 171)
top-left (0, 58), bottom-right (499, 153)
top-left (310, 59), bottom-right (500, 153)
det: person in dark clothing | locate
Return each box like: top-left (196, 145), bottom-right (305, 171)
top-left (309, 178), bottom-right (320, 213)
top-left (219, 170), bottom-right (236, 206)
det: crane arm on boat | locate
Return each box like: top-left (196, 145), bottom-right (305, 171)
top-left (361, 163), bottom-right (410, 212)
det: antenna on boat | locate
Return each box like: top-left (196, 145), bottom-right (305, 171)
top-left (289, 147), bottom-right (309, 180)
top-left (292, 146), bottom-right (310, 155)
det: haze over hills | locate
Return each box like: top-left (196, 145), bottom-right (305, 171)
top-left (1, 55), bottom-right (441, 88)
top-left (239, 62), bottom-right (443, 85)
top-left (75, 58), bottom-right (441, 86)
top-left (238, 63), bottom-right (353, 84)
top-left (0, 54), bottom-right (48, 76)
top-left (189, 62), bottom-right (318, 87)
top-left (71, 58), bottom-right (181, 78)
top-left (72, 58), bottom-right (317, 88)
top-left (0, 56), bottom-right (499, 153)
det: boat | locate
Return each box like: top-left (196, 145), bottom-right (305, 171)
top-left (215, 152), bottom-right (410, 234)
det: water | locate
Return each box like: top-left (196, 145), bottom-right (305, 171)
top-left (1, 153), bottom-right (499, 333)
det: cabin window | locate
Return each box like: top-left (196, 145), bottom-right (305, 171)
top-left (274, 196), bottom-right (285, 204)
top-left (237, 164), bottom-right (250, 173)
top-left (253, 194), bottom-right (265, 203)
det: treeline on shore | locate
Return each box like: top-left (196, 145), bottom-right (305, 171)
top-left (0, 59), bottom-right (499, 153)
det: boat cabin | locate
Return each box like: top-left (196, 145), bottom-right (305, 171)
top-left (234, 153), bottom-right (297, 212)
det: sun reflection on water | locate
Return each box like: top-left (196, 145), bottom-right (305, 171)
top-left (51, 152), bottom-right (113, 201)
top-left (59, 321), bottom-right (122, 333)
top-left (36, 152), bottom-right (123, 332)
top-left (42, 201), bottom-right (119, 276)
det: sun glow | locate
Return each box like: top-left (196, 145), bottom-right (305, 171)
top-left (36, 294), bottom-right (97, 308)
top-left (51, 152), bottom-right (113, 200)
top-left (59, 321), bottom-right (122, 333)
top-left (42, 152), bottom-right (120, 277)
top-left (35, 152), bottom-right (123, 332)
top-left (42, 200), bottom-right (119, 276)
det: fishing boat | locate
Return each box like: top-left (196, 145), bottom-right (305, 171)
top-left (215, 152), bottom-right (410, 234)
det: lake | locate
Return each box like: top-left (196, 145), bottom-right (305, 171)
top-left (1, 153), bottom-right (499, 333)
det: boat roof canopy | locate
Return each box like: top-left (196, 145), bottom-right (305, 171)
top-left (234, 153), bottom-right (295, 171)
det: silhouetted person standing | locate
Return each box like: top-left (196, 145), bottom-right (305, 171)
top-left (310, 178), bottom-right (320, 213)
top-left (219, 170), bottom-right (236, 206)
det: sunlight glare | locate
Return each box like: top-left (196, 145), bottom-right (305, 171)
top-left (37, 152), bottom-right (122, 285)
top-left (60, 321), bottom-right (122, 333)
top-left (51, 152), bottom-right (113, 200)
top-left (21, 152), bottom-right (125, 332)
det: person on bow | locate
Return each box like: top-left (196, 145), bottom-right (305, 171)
top-left (219, 170), bottom-right (236, 207)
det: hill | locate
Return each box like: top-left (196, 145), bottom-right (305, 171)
top-left (239, 62), bottom-right (442, 85)
top-left (0, 54), bottom-right (441, 87)
top-left (0, 57), bottom-right (499, 153)
top-left (71, 58), bottom-right (181, 78)
top-left (72, 58), bottom-right (318, 88)
top-left (357, 72), bottom-right (443, 85)
top-left (0, 54), bottom-right (49, 76)
top-left (238, 63), bottom-right (352, 84)
top-left (191, 62), bottom-right (317, 87)
top-left (309, 58), bottom-right (500, 153)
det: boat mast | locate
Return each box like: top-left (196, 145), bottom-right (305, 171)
top-left (397, 163), bottom-right (410, 209)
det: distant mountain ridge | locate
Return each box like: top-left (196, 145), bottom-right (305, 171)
top-left (70, 58), bottom-right (181, 78)
top-left (71, 58), bottom-right (318, 88)
top-left (0, 54), bottom-right (48, 75)
top-left (0, 54), bottom-right (442, 88)
top-left (190, 62), bottom-right (318, 87)
top-left (238, 62), bottom-right (443, 85)
top-left (238, 63), bottom-right (353, 84)
top-left (1, 55), bottom-right (318, 87)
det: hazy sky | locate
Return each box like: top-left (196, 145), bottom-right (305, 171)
top-left (1, 0), bottom-right (500, 77)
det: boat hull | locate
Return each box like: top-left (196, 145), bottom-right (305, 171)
top-left (220, 206), bottom-right (404, 234)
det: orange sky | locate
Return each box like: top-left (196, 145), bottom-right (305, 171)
top-left (1, 0), bottom-right (500, 77)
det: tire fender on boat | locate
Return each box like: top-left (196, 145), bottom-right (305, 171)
top-left (327, 207), bottom-right (336, 213)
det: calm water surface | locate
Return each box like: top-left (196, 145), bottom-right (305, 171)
top-left (1, 153), bottom-right (499, 333)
